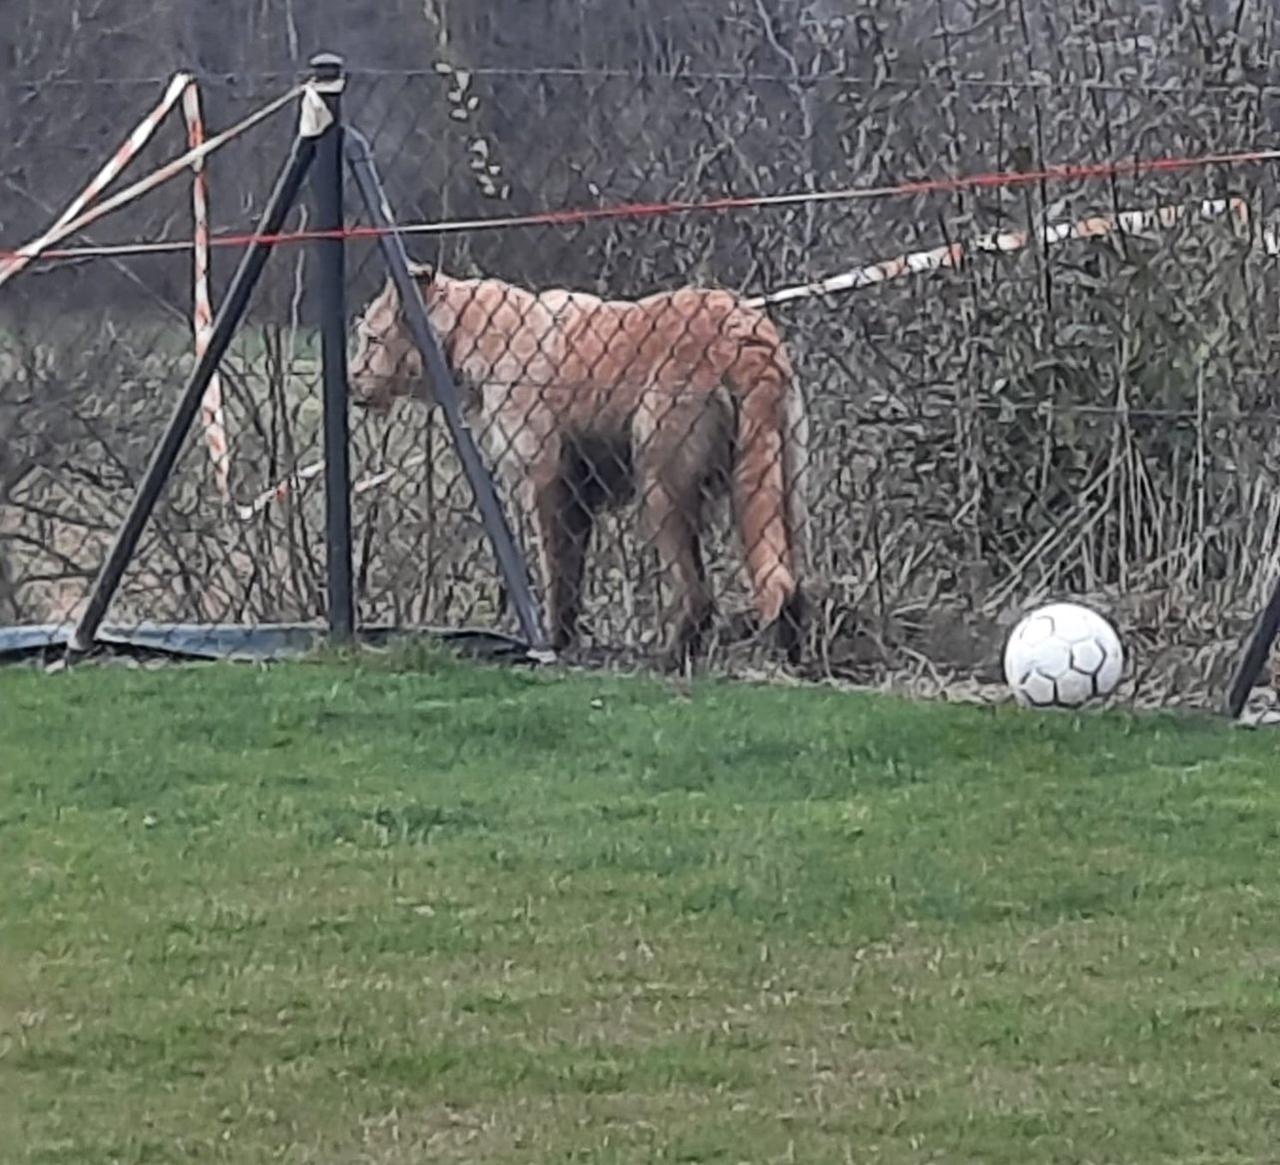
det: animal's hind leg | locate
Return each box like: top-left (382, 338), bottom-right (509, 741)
top-left (642, 482), bottom-right (713, 670)
top-left (634, 395), bottom-right (720, 670)
top-left (776, 585), bottom-right (807, 666)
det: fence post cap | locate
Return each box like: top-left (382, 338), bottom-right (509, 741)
top-left (309, 52), bottom-right (345, 79)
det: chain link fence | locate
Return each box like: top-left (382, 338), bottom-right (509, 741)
top-left (5, 20), bottom-right (1280, 701)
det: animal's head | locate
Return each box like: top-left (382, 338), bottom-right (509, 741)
top-left (349, 276), bottom-right (419, 413)
top-left (350, 262), bottom-right (454, 412)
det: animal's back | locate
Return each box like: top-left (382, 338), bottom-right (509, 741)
top-left (546, 285), bottom-right (786, 404)
top-left (440, 271), bottom-right (808, 661)
top-left (434, 276), bottom-right (559, 391)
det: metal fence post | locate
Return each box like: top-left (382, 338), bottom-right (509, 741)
top-left (309, 51), bottom-right (355, 644)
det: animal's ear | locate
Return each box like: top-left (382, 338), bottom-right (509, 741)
top-left (407, 259), bottom-right (435, 284)
top-left (369, 275), bottom-right (400, 318)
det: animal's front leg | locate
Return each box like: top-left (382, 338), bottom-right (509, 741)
top-left (525, 473), bottom-right (594, 652)
top-left (483, 401), bottom-right (580, 651)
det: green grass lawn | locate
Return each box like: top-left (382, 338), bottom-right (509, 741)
top-left (2, 649), bottom-right (1279, 1163)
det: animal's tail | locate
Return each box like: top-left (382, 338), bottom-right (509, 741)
top-left (725, 307), bottom-right (809, 662)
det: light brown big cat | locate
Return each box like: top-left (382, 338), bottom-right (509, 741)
top-left (350, 263), bottom-right (809, 668)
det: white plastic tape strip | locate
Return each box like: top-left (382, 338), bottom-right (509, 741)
top-left (297, 83), bottom-right (337, 139)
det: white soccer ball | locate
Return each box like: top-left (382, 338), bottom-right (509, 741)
top-left (1003, 601), bottom-right (1124, 709)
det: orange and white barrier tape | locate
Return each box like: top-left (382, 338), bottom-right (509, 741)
top-left (0, 72), bottom-right (193, 286)
top-left (235, 452), bottom-right (429, 521)
top-left (1, 74), bottom-right (304, 514)
top-left (746, 196), bottom-right (1250, 308)
top-left (181, 82), bottom-right (231, 505)
top-left (0, 82), bottom-right (301, 293)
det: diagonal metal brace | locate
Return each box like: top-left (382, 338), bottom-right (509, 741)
top-left (344, 127), bottom-right (552, 659)
top-left (69, 130), bottom-right (320, 655)
top-left (1225, 571), bottom-right (1280, 720)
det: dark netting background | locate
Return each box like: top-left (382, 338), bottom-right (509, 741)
top-left (5, 0), bottom-right (1280, 699)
